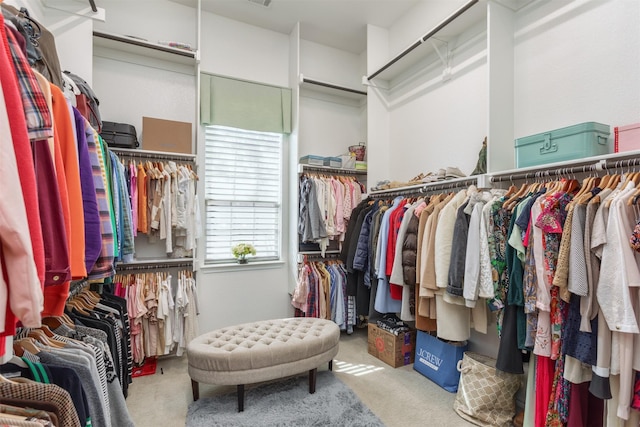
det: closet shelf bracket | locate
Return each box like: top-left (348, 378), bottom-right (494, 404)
top-left (40, 0), bottom-right (106, 21)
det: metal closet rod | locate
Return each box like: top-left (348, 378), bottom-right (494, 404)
top-left (369, 178), bottom-right (477, 199)
top-left (367, 0), bottom-right (479, 80)
top-left (490, 157), bottom-right (640, 183)
top-left (301, 166), bottom-right (365, 176)
top-left (303, 78), bottom-right (367, 96)
top-left (115, 261), bottom-right (194, 271)
top-left (302, 253), bottom-right (342, 262)
top-left (490, 164), bottom-right (598, 183)
top-left (110, 148), bottom-right (196, 162)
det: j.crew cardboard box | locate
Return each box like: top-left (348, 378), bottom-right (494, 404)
top-left (142, 117), bottom-right (193, 154)
top-left (367, 323), bottom-right (415, 368)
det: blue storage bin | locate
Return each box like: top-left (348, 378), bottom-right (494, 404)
top-left (299, 155), bottom-right (324, 166)
top-left (515, 122), bottom-right (611, 168)
top-left (323, 157), bottom-right (342, 168)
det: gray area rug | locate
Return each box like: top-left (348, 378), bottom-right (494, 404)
top-left (186, 371), bottom-right (385, 426)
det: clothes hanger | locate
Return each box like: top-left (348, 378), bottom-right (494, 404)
top-left (13, 338), bottom-right (40, 355)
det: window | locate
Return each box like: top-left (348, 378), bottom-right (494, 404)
top-left (204, 125), bottom-right (283, 263)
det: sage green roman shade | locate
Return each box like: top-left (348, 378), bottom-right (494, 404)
top-left (200, 73), bottom-right (292, 134)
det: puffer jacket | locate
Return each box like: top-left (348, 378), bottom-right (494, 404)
top-left (402, 214), bottom-right (419, 287)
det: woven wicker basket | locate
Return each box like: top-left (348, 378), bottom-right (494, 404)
top-left (348, 143), bottom-right (366, 161)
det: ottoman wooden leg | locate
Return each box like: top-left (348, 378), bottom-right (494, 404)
top-left (237, 384), bottom-right (245, 412)
top-left (328, 360), bottom-right (333, 371)
top-left (191, 379), bottom-right (199, 401)
top-left (309, 368), bottom-right (317, 394)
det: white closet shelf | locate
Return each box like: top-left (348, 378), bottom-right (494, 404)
top-left (93, 31), bottom-right (198, 65)
top-left (299, 75), bottom-right (366, 101)
top-left (298, 164), bottom-right (367, 175)
top-left (366, 0), bottom-right (484, 83)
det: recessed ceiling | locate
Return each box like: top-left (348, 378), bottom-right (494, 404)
top-left (171, 0), bottom-right (421, 54)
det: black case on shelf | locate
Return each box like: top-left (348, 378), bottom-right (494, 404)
top-left (100, 121), bottom-right (139, 148)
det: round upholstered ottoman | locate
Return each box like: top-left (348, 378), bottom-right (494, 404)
top-left (186, 317), bottom-right (340, 411)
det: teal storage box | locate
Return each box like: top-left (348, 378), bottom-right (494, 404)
top-left (323, 157), bottom-right (342, 168)
top-left (300, 155), bottom-right (324, 166)
top-left (515, 122), bottom-right (611, 168)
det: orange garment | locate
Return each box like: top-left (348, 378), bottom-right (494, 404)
top-left (137, 162), bottom-right (148, 233)
top-left (51, 84), bottom-right (86, 279)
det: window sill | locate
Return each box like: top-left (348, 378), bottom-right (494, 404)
top-left (201, 259), bottom-right (285, 273)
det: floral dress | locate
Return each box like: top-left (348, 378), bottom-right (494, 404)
top-left (487, 198), bottom-right (511, 335)
top-left (535, 191), bottom-right (572, 425)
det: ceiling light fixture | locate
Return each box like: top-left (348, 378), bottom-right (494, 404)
top-left (247, 0), bottom-right (272, 7)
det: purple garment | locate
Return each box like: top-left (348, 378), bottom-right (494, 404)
top-left (33, 139), bottom-right (70, 285)
top-left (85, 123), bottom-right (115, 280)
top-left (73, 107), bottom-right (102, 273)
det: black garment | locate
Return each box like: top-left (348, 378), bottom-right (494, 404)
top-left (347, 203), bottom-right (374, 317)
top-left (446, 200), bottom-right (471, 297)
top-left (99, 293), bottom-right (133, 396)
top-left (68, 309), bottom-right (120, 385)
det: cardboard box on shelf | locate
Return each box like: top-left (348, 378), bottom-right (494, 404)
top-left (367, 323), bottom-right (415, 368)
top-left (142, 117), bottom-right (193, 154)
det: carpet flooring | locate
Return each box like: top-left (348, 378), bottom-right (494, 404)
top-left (186, 370), bottom-right (385, 427)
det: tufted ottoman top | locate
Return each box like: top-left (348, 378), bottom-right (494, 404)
top-left (187, 318), bottom-right (340, 373)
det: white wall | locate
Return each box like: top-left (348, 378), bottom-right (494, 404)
top-left (298, 40), bottom-right (366, 159)
top-left (92, 57), bottom-right (196, 141)
top-left (94, 0), bottom-right (197, 49)
top-left (368, 0), bottom-right (487, 184)
top-left (197, 10), bottom-right (294, 331)
top-left (300, 39), bottom-right (364, 89)
top-left (199, 12), bottom-right (290, 87)
top-left (513, 0), bottom-right (640, 138)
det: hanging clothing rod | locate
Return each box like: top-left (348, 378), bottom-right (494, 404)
top-left (490, 163), bottom-right (598, 183)
top-left (115, 260), bottom-right (194, 271)
top-left (68, 279), bottom-right (90, 298)
top-left (369, 176), bottom-right (478, 199)
top-left (602, 157), bottom-right (640, 171)
top-left (302, 78), bottom-right (367, 96)
top-left (301, 252), bottom-right (342, 262)
top-left (490, 156), bottom-right (640, 184)
top-left (110, 147), bottom-right (196, 162)
top-left (300, 165), bottom-right (366, 176)
top-left (367, 0), bottom-right (479, 80)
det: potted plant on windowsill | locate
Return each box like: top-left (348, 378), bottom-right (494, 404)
top-left (232, 243), bottom-right (256, 264)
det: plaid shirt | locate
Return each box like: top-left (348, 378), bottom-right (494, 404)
top-left (4, 26), bottom-right (52, 140)
top-left (0, 382), bottom-right (81, 427)
top-left (86, 124), bottom-right (115, 279)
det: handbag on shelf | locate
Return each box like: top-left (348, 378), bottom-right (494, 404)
top-left (100, 121), bottom-right (139, 149)
top-left (453, 352), bottom-right (522, 427)
top-left (76, 94), bottom-right (101, 132)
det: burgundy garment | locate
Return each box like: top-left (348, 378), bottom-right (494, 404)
top-left (32, 139), bottom-right (70, 285)
top-left (73, 107), bottom-right (101, 273)
top-left (567, 381), bottom-right (604, 427)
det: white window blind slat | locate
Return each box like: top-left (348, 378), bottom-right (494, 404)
top-left (204, 125), bottom-right (283, 263)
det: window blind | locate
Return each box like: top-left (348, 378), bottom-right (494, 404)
top-left (204, 125), bottom-right (282, 263)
